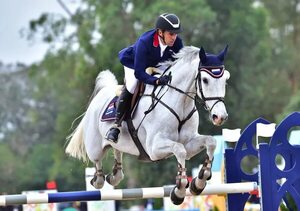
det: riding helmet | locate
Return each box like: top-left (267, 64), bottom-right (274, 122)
top-left (155, 13), bottom-right (183, 34)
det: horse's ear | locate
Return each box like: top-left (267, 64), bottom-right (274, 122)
top-left (199, 46), bottom-right (207, 64)
top-left (218, 45), bottom-right (229, 62)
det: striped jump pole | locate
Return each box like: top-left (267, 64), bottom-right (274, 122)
top-left (0, 182), bottom-right (257, 206)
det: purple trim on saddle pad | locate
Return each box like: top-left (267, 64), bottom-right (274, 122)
top-left (101, 96), bottom-right (118, 122)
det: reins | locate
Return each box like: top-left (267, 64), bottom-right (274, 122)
top-left (145, 86), bottom-right (197, 132)
top-left (139, 67), bottom-right (198, 132)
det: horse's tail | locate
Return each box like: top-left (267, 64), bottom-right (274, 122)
top-left (88, 69), bottom-right (119, 104)
top-left (65, 118), bottom-right (88, 162)
top-left (65, 69), bottom-right (118, 162)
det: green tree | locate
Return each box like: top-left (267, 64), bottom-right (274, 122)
top-left (0, 144), bottom-right (19, 193)
top-left (260, 0), bottom-right (300, 118)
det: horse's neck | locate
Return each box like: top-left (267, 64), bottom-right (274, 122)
top-left (165, 60), bottom-right (198, 111)
top-left (170, 60), bottom-right (197, 94)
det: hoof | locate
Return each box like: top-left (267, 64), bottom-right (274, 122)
top-left (189, 178), bottom-right (206, 195)
top-left (106, 173), bottom-right (120, 186)
top-left (170, 186), bottom-right (185, 205)
top-left (105, 173), bottom-right (113, 185)
top-left (90, 177), bottom-right (95, 187)
top-left (90, 174), bottom-right (105, 189)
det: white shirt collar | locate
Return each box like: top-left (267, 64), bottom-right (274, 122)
top-left (158, 36), bottom-right (168, 57)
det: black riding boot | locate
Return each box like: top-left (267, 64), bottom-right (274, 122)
top-left (106, 87), bottom-right (133, 143)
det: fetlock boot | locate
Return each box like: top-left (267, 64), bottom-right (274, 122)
top-left (106, 87), bottom-right (133, 143)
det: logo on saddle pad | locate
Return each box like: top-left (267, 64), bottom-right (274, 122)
top-left (101, 96), bottom-right (118, 121)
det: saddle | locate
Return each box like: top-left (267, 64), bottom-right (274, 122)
top-left (100, 82), bottom-right (145, 122)
top-left (101, 67), bottom-right (160, 122)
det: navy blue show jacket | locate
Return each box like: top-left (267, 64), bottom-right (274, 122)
top-left (118, 29), bottom-right (183, 85)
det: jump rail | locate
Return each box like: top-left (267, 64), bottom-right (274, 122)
top-left (0, 182), bottom-right (257, 206)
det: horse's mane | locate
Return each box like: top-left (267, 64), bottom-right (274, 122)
top-left (159, 46), bottom-right (200, 67)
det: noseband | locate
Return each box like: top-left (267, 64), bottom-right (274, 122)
top-left (196, 65), bottom-right (225, 112)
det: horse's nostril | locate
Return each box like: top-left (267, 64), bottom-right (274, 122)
top-left (212, 114), bottom-right (218, 120)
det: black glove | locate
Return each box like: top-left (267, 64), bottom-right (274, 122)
top-left (157, 75), bottom-right (171, 85)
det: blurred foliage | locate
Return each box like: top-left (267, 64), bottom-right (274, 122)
top-left (0, 2), bottom-right (299, 210)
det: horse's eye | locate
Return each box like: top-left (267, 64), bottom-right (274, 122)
top-left (202, 78), bottom-right (208, 84)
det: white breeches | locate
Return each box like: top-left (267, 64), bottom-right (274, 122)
top-left (124, 66), bottom-right (138, 94)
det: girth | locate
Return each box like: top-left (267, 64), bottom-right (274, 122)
top-left (126, 118), bottom-right (152, 162)
top-left (125, 82), bottom-right (152, 162)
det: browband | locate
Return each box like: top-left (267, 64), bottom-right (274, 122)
top-left (199, 65), bottom-right (225, 78)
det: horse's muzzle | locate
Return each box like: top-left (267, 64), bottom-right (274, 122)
top-left (212, 113), bottom-right (228, 126)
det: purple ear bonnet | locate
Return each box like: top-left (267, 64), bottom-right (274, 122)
top-left (199, 45), bottom-right (228, 67)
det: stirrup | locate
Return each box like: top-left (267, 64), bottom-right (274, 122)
top-left (105, 127), bottom-right (120, 143)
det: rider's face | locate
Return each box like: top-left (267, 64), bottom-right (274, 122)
top-left (159, 30), bottom-right (178, 47)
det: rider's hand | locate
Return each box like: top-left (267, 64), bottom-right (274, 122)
top-left (156, 75), bottom-right (171, 85)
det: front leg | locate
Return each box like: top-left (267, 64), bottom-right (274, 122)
top-left (189, 156), bottom-right (213, 195)
top-left (183, 134), bottom-right (216, 161)
top-left (181, 134), bottom-right (216, 195)
top-left (149, 135), bottom-right (188, 205)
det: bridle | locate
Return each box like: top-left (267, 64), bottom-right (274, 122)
top-left (141, 64), bottom-right (226, 132)
top-left (196, 65), bottom-right (226, 112)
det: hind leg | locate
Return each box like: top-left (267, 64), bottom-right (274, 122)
top-left (84, 130), bottom-right (106, 189)
top-left (90, 161), bottom-right (105, 189)
top-left (106, 149), bottom-right (124, 186)
top-left (85, 140), bottom-right (106, 189)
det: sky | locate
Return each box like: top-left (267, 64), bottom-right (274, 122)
top-left (0, 0), bottom-right (76, 65)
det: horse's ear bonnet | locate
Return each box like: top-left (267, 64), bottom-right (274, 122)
top-left (199, 45), bottom-right (228, 67)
